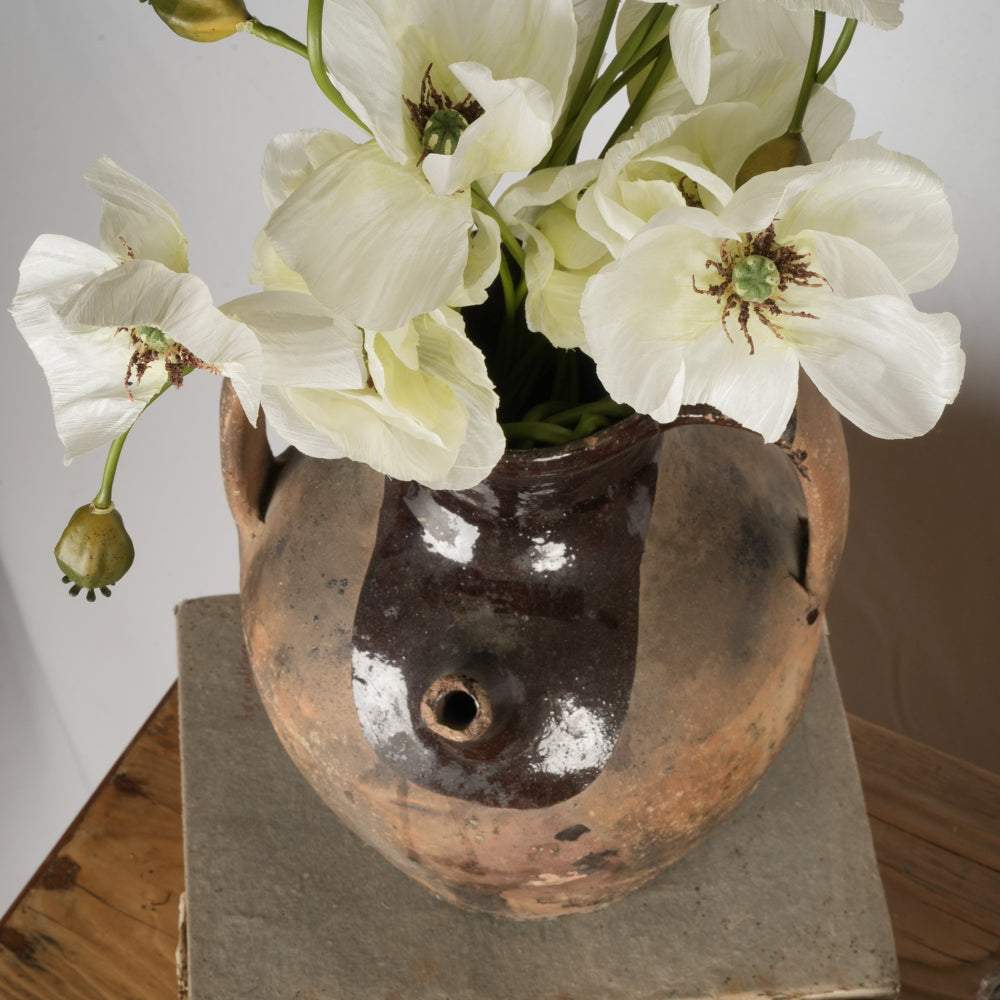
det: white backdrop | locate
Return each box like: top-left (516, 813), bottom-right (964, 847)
top-left (1, 1), bottom-right (997, 914)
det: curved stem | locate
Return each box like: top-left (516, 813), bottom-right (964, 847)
top-left (306, 0), bottom-right (370, 132)
top-left (242, 18), bottom-right (308, 58)
top-left (497, 252), bottom-right (517, 338)
top-left (543, 3), bottom-right (673, 169)
top-left (816, 19), bottom-right (858, 85)
top-left (471, 185), bottom-right (525, 270)
top-left (92, 377), bottom-right (175, 508)
top-left (788, 11), bottom-right (826, 133)
top-left (602, 32), bottom-right (673, 153)
top-left (603, 40), bottom-right (664, 106)
top-left (545, 398), bottom-right (633, 427)
top-left (501, 421), bottom-right (577, 446)
top-left (563, 0), bottom-right (620, 125)
top-left (93, 432), bottom-right (129, 510)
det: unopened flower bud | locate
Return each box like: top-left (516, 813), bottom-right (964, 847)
top-left (735, 130), bottom-right (811, 188)
top-left (140, 0), bottom-right (251, 42)
top-left (54, 503), bottom-right (135, 602)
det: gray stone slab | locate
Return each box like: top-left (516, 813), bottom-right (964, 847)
top-left (177, 594), bottom-right (898, 1000)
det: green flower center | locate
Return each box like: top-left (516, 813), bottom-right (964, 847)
top-left (119, 324), bottom-right (213, 396)
top-left (692, 224), bottom-right (828, 356)
top-left (422, 108), bottom-right (469, 156)
top-left (404, 64), bottom-right (484, 162)
top-left (135, 325), bottom-right (175, 352)
top-left (731, 255), bottom-right (781, 303)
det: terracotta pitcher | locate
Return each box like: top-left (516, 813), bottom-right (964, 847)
top-left (220, 372), bottom-right (847, 918)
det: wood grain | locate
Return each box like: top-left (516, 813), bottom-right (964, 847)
top-left (850, 715), bottom-right (1000, 1000)
top-left (0, 688), bottom-right (183, 1000)
top-left (1, 690), bottom-right (997, 1000)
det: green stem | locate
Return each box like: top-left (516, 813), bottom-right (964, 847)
top-left (788, 12), bottom-right (826, 133)
top-left (816, 19), bottom-right (858, 85)
top-left (602, 32), bottom-right (673, 153)
top-left (603, 39), bottom-right (664, 106)
top-left (93, 433), bottom-right (128, 510)
top-left (92, 378), bottom-right (174, 509)
top-left (543, 3), bottom-right (673, 169)
top-left (552, 350), bottom-right (580, 405)
top-left (243, 18), bottom-right (308, 58)
top-left (545, 398), bottom-right (633, 426)
top-left (501, 399), bottom-right (633, 447)
top-left (471, 184), bottom-right (525, 270)
top-left (306, 0), bottom-right (370, 131)
top-left (562, 0), bottom-right (620, 125)
top-left (497, 252), bottom-right (517, 342)
top-left (501, 421), bottom-right (577, 446)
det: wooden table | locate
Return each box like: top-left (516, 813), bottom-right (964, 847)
top-left (1, 685), bottom-right (998, 1000)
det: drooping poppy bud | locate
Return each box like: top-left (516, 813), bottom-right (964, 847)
top-left (54, 503), bottom-right (135, 601)
top-left (139, 0), bottom-right (251, 42)
top-left (735, 130), bottom-right (811, 188)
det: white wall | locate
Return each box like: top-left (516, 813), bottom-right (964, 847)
top-left (1, 0), bottom-right (996, 914)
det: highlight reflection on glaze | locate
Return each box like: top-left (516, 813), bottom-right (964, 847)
top-left (533, 697), bottom-right (614, 776)
top-left (406, 491), bottom-right (479, 564)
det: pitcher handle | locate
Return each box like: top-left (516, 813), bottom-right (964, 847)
top-left (789, 371), bottom-right (850, 618)
top-left (220, 379), bottom-right (279, 538)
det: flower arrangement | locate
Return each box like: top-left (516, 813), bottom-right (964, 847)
top-left (10, 0), bottom-right (964, 600)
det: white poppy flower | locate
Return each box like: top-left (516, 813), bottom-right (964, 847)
top-left (580, 55), bottom-right (854, 250)
top-left (581, 138), bottom-right (963, 441)
top-left (223, 291), bottom-right (505, 490)
top-left (10, 157), bottom-right (261, 462)
top-left (500, 161), bottom-right (607, 349)
top-left (320, 0), bottom-right (578, 197)
top-left (501, 59), bottom-right (852, 352)
top-left (630, 0), bottom-right (902, 105)
top-left (255, 131), bottom-right (498, 332)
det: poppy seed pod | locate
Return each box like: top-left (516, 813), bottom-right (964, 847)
top-left (54, 503), bottom-right (135, 601)
top-left (140, 0), bottom-right (251, 42)
top-left (735, 130), bottom-right (812, 188)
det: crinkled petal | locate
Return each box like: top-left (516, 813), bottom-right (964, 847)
top-left (221, 290), bottom-right (367, 390)
top-left (407, 310), bottom-right (505, 489)
top-left (792, 229), bottom-right (908, 299)
top-left (501, 162), bottom-right (605, 348)
top-left (448, 208), bottom-right (501, 309)
top-left (788, 295), bottom-right (962, 438)
top-left (85, 156), bottom-right (188, 273)
top-left (259, 129), bottom-right (360, 213)
top-left (13, 234), bottom-right (114, 315)
top-left (771, 0), bottom-right (902, 29)
top-left (669, 6), bottom-right (714, 105)
top-left (61, 259), bottom-right (262, 425)
top-left (582, 219), bottom-right (734, 421)
top-left (407, 0), bottom-right (576, 118)
top-left (12, 239), bottom-right (260, 458)
top-left (771, 138), bottom-right (958, 293)
top-left (256, 308), bottom-right (502, 489)
top-left (265, 142), bottom-right (472, 331)
top-left (678, 323), bottom-right (801, 441)
top-left (322, 0), bottom-right (412, 163)
top-left (250, 229), bottom-right (311, 294)
top-left (12, 237), bottom-right (152, 459)
top-left (322, 0), bottom-right (577, 173)
top-left (716, 0), bottom-right (813, 58)
top-left (422, 63), bottom-right (555, 196)
top-left (580, 110), bottom-right (741, 257)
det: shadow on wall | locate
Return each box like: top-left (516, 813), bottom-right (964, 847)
top-left (827, 395), bottom-right (1000, 773)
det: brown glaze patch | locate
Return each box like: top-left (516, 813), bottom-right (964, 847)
top-left (351, 418), bottom-right (663, 809)
top-left (39, 855), bottom-right (80, 891)
top-left (0, 927), bottom-right (38, 965)
top-left (112, 771), bottom-right (148, 798)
